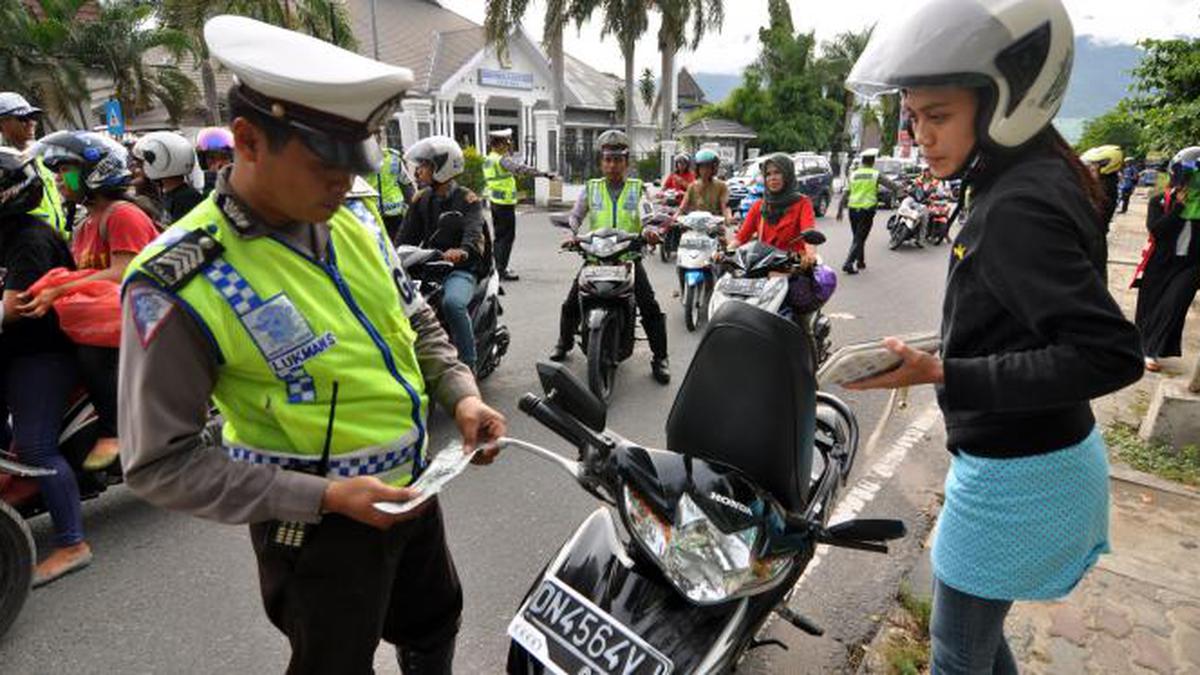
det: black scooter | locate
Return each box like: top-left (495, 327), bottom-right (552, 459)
top-left (502, 302), bottom-right (905, 674)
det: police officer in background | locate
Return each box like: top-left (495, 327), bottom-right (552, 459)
top-left (363, 140), bottom-right (414, 243)
top-left (0, 92), bottom-right (67, 238)
top-left (118, 16), bottom-right (505, 674)
top-left (837, 149), bottom-right (898, 274)
top-left (550, 129), bottom-right (670, 384)
top-left (483, 128), bottom-right (550, 281)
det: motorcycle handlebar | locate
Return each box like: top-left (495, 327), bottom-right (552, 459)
top-left (519, 394), bottom-right (590, 449)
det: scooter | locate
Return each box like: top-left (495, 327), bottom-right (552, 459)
top-left (397, 240), bottom-right (511, 380)
top-left (504, 304), bottom-right (906, 674)
top-left (708, 231), bottom-right (835, 369)
top-left (560, 227), bottom-right (646, 403)
top-left (887, 188), bottom-right (928, 250)
top-left (923, 196), bottom-right (952, 246)
top-left (675, 211), bottom-right (725, 332)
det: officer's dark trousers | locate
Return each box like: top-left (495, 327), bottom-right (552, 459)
top-left (557, 260), bottom-right (668, 359)
top-left (251, 500), bottom-right (462, 675)
top-left (491, 203), bottom-right (517, 275)
top-left (383, 214), bottom-right (405, 245)
top-left (844, 207), bottom-right (876, 269)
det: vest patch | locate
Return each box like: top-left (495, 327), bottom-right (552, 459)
top-left (143, 229), bottom-right (224, 291)
top-left (244, 294), bottom-right (337, 375)
top-left (130, 285), bottom-right (176, 347)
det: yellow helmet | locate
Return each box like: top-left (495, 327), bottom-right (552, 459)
top-left (1081, 145), bottom-right (1124, 175)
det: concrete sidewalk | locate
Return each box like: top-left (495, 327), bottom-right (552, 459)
top-left (859, 192), bottom-right (1200, 675)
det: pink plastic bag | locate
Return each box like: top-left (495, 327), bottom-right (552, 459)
top-left (26, 268), bottom-right (122, 348)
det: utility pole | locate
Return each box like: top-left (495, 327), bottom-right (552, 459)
top-left (369, 0), bottom-right (380, 60)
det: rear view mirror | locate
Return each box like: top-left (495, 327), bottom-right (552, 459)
top-left (800, 230), bottom-right (826, 246)
top-left (824, 518), bottom-right (906, 542)
top-left (536, 361), bottom-right (607, 431)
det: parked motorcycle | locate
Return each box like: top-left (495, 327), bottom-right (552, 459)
top-left (887, 188), bottom-right (928, 250)
top-left (675, 211), bottom-right (725, 332)
top-left (398, 238), bottom-right (510, 380)
top-left (504, 304), bottom-right (905, 674)
top-left (708, 231), bottom-right (835, 369)
top-left (560, 226), bottom-right (647, 402)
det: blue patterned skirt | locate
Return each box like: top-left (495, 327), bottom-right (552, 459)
top-left (932, 426), bottom-right (1110, 601)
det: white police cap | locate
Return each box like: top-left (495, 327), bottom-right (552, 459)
top-left (0, 92), bottom-right (41, 118)
top-left (204, 15), bottom-right (414, 173)
top-left (488, 129), bottom-right (513, 139)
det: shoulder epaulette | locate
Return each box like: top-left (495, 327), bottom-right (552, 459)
top-left (140, 228), bottom-right (224, 292)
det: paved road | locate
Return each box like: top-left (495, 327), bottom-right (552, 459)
top-left (1, 207), bottom-right (952, 673)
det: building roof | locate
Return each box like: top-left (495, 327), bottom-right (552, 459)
top-left (345, 0), bottom-right (480, 92)
top-left (677, 117), bottom-right (757, 139)
top-left (677, 68), bottom-right (707, 106)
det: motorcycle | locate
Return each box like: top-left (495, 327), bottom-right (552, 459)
top-left (649, 189), bottom-right (683, 263)
top-left (887, 188), bottom-right (929, 250)
top-left (923, 196), bottom-right (952, 246)
top-left (504, 304), bottom-right (906, 674)
top-left (397, 236), bottom-right (510, 380)
top-left (738, 180), bottom-right (764, 221)
top-left (675, 211), bottom-right (725, 332)
top-left (560, 225), bottom-right (646, 402)
top-left (708, 231), bottom-right (835, 370)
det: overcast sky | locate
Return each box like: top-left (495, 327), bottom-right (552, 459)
top-left (439, 0), bottom-right (1200, 78)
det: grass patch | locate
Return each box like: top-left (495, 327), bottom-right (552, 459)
top-left (1104, 422), bottom-right (1200, 486)
top-left (878, 581), bottom-right (933, 674)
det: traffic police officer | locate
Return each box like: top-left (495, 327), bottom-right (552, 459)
top-left (549, 129), bottom-right (670, 383)
top-left (0, 92), bottom-right (68, 238)
top-left (118, 16), bottom-right (505, 674)
top-left (837, 149), bottom-right (896, 274)
top-left (482, 128), bottom-right (548, 281)
top-left (363, 142), bottom-right (413, 243)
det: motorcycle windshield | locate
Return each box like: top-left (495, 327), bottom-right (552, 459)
top-left (736, 241), bottom-right (790, 276)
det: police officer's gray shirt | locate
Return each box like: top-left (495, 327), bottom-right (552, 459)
top-left (498, 154), bottom-right (540, 178)
top-left (119, 174), bottom-right (479, 526)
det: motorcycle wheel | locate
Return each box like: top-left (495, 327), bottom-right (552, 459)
top-left (889, 223), bottom-right (907, 250)
top-left (0, 501), bottom-right (34, 639)
top-left (587, 315), bottom-right (619, 403)
top-left (659, 239), bottom-right (669, 263)
top-left (699, 280), bottom-right (712, 326)
top-left (684, 283), bottom-right (698, 332)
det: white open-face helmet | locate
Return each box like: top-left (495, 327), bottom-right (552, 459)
top-left (403, 135), bottom-right (464, 184)
top-left (847, 0), bottom-right (1074, 151)
top-left (132, 131), bottom-right (197, 180)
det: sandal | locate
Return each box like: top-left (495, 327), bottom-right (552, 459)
top-left (1144, 358), bottom-right (1162, 373)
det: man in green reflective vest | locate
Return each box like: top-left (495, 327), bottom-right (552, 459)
top-left (0, 92), bottom-right (68, 239)
top-left (117, 17), bottom-right (505, 673)
top-left (550, 129), bottom-right (670, 384)
top-left (483, 128), bottom-right (549, 282)
top-left (837, 149), bottom-right (897, 274)
top-left (363, 143), bottom-right (413, 243)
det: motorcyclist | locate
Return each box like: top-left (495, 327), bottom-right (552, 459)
top-left (734, 153), bottom-right (816, 258)
top-left (913, 165), bottom-right (940, 197)
top-left (195, 126), bottom-right (234, 195)
top-left (677, 149), bottom-right (733, 223)
top-left (662, 153), bottom-right (695, 193)
top-left (131, 131), bottom-right (204, 225)
top-left (398, 135), bottom-right (487, 372)
top-left (1081, 144), bottom-right (1123, 231)
top-left (549, 129), bottom-right (671, 384)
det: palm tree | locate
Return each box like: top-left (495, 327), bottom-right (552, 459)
top-left (71, 0), bottom-right (199, 125)
top-left (655, 0), bottom-right (723, 142)
top-left (0, 0), bottom-right (92, 128)
top-left (161, 0), bottom-right (356, 125)
top-left (818, 27), bottom-right (873, 164)
top-left (595, 0), bottom-right (649, 136)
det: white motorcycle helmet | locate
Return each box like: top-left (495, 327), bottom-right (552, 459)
top-left (847, 0), bottom-right (1074, 151)
top-left (404, 135), bottom-right (464, 185)
top-left (132, 131), bottom-right (197, 180)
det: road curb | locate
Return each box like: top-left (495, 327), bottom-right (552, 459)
top-left (1109, 461), bottom-right (1200, 500)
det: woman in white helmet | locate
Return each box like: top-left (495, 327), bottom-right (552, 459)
top-left (843, 1), bottom-right (1143, 672)
top-left (397, 136), bottom-right (487, 371)
top-left (132, 131), bottom-right (203, 225)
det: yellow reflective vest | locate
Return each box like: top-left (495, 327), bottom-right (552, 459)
top-left (585, 178), bottom-right (643, 234)
top-left (483, 152), bottom-right (517, 205)
top-left (30, 157), bottom-right (68, 239)
top-left (848, 167), bottom-right (880, 210)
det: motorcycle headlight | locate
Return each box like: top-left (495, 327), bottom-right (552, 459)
top-left (584, 236), bottom-right (618, 258)
top-left (621, 484), bottom-right (792, 605)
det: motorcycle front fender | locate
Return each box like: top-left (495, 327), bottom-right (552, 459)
top-left (684, 269), bottom-right (707, 286)
top-left (585, 307), bottom-right (610, 332)
top-left (507, 509), bottom-right (781, 675)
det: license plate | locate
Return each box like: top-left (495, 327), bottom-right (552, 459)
top-left (509, 576), bottom-right (674, 675)
top-left (720, 277), bottom-right (766, 297)
top-left (581, 265), bottom-right (628, 283)
top-left (679, 237), bottom-right (715, 251)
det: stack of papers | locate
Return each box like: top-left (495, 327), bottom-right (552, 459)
top-left (373, 443), bottom-right (478, 515)
top-left (817, 332), bottom-right (941, 386)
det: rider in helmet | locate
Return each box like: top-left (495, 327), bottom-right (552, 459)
top-left (25, 130), bottom-right (160, 473)
top-left (1134, 146), bottom-right (1200, 372)
top-left (677, 148), bottom-right (733, 223)
top-left (132, 131), bottom-right (204, 225)
top-left (551, 128), bottom-right (671, 384)
top-left (1081, 144), bottom-right (1124, 230)
top-left (842, 2), bottom-right (1142, 671)
top-left (662, 153), bottom-right (695, 193)
top-left (195, 126), bottom-right (235, 195)
top-left (398, 135), bottom-right (488, 372)
top-left (0, 147), bottom-right (93, 586)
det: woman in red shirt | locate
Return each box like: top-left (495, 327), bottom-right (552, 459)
top-left (735, 153), bottom-right (816, 261)
top-left (662, 154), bottom-right (695, 193)
top-left (21, 131), bottom-right (159, 471)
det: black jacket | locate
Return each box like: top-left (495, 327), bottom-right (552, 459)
top-left (937, 152), bottom-right (1143, 457)
top-left (398, 184), bottom-right (489, 276)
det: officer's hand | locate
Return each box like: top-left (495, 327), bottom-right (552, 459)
top-left (321, 476), bottom-right (428, 529)
top-left (454, 395), bottom-right (507, 465)
top-left (443, 248), bottom-right (468, 263)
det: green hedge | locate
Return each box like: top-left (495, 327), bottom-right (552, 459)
top-left (461, 145), bottom-right (485, 194)
top-left (636, 155), bottom-right (661, 182)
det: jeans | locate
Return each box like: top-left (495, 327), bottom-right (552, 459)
top-left (441, 270), bottom-right (477, 370)
top-left (931, 577), bottom-right (1018, 675)
top-left (77, 345), bottom-right (118, 438)
top-left (4, 353), bottom-right (84, 548)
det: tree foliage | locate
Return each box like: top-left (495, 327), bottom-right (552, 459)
top-left (1076, 103), bottom-right (1145, 156)
top-left (1126, 38), bottom-right (1200, 154)
top-left (638, 67), bottom-right (655, 110)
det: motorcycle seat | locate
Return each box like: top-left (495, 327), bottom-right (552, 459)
top-left (665, 301), bottom-right (817, 513)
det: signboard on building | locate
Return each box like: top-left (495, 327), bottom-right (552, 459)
top-left (479, 68), bottom-right (534, 91)
top-left (104, 99), bottom-right (124, 138)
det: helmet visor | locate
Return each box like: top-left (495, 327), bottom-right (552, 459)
top-left (297, 130), bottom-right (382, 174)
